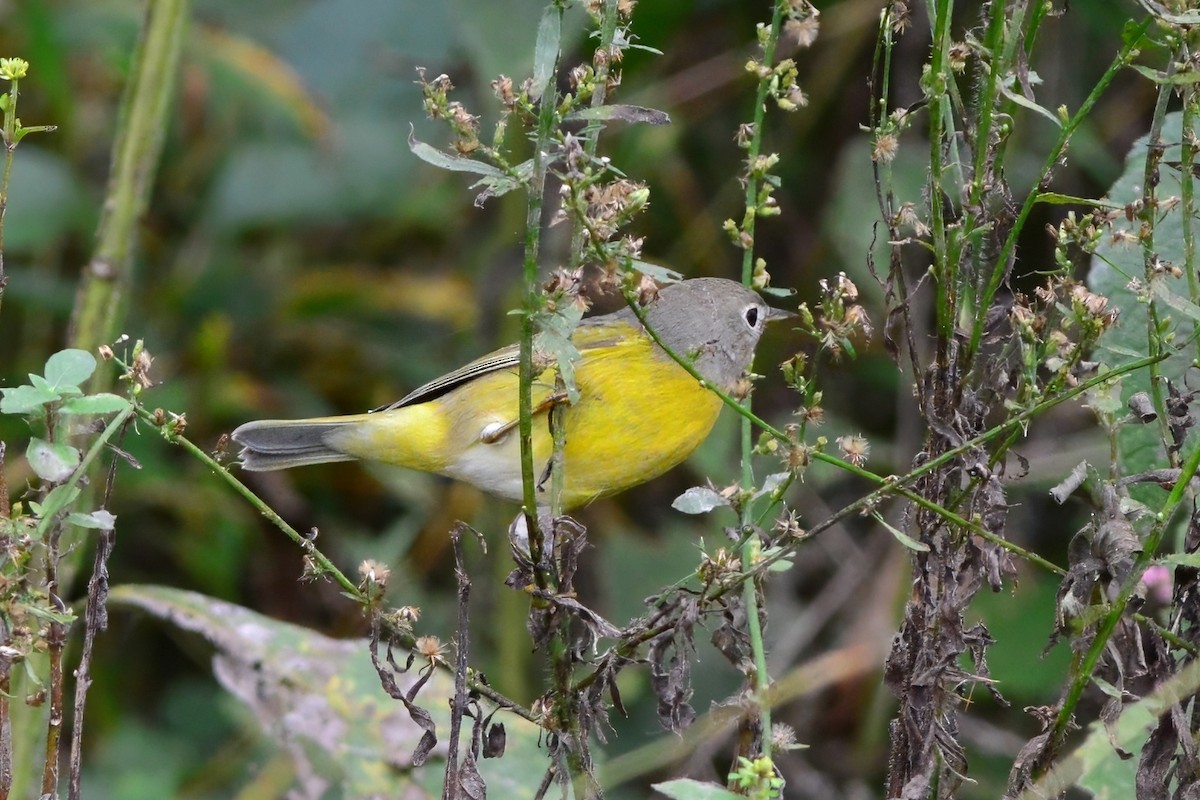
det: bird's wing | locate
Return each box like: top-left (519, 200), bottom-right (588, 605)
top-left (374, 345), bottom-right (522, 411)
top-left (373, 318), bottom-right (637, 413)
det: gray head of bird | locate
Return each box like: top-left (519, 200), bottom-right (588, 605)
top-left (639, 277), bottom-right (793, 392)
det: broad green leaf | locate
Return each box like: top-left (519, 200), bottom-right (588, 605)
top-left (1014, 658), bottom-right (1200, 800)
top-left (0, 384), bottom-right (59, 414)
top-left (672, 487), bottom-right (731, 515)
top-left (43, 349), bottom-right (97, 391)
top-left (1149, 277), bottom-right (1200, 322)
top-left (1088, 111), bottom-right (1199, 507)
top-left (107, 585), bottom-right (549, 799)
top-left (26, 438), bottom-right (80, 483)
top-left (58, 394), bottom-right (131, 415)
top-left (653, 778), bottom-right (744, 799)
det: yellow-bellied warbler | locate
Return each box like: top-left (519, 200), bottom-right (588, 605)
top-left (232, 278), bottom-right (790, 508)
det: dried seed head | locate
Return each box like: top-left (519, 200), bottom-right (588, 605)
top-left (948, 42), bottom-right (969, 72)
top-left (784, 15), bottom-right (820, 49)
top-left (873, 132), bottom-right (899, 163)
top-left (415, 635), bottom-right (447, 663)
top-left (491, 74), bottom-right (515, 107)
top-left (771, 722), bottom-right (805, 751)
top-left (358, 558), bottom-right (391, 588)
top-left (836, 433), bottom-right (870, 467)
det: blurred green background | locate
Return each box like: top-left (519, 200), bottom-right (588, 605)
top-left (0, 0), bottom-right (1164, 796)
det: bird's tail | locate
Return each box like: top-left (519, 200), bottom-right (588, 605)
top-left (231, 418), bottom-right (361, 471)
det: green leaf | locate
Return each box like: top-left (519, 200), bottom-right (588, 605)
top-left (534, 302), bottom-right (585, 404)
top-left (1136, 0), bottom-right (1200, 25)
top-left (1034, 192), bottom-right (1123, 209)
top-left (672, 487), bottom-right (731, 515)
top-left (629, 259), bottom-right (683, 284)
top-left (25, 604), bottom-right (76, 625)
top-left (1149, 277), bottom-right (1200, 322)
top-left (1088, 111), bottom-right (1200, 507)
top-left (407, 129), bottom-right (508, 178)
top-left (998, 81), bottom-right (1062, 128)
top-left (1130, 65), bottom-right (1200, 85)
top-left (752, 472), bottom-right (791, 501)
top-left (26, 438), bottom-right (80, 483)
top-left (529, 3), bottom-right (562, 101)
top-left (564, 104), bottom-right (670, 125)
top-left (66, 509), bottom-right (117, 531)
top-left (34, 484), bottom-right (81, 525)
top-left (874, 512), bottom-right (930, 552)
top-left (107, 585), bottom-right (550, 798)
top-left (43, 349), bottom-right (96, 391)
top-left (0, 384), bottom-right (59, 414)
top-left (58, 394), bottom-right (130, 415)
top-left (653, 778), bottom-right (744, 799)
top-left (1157, 552), bottom-right (1200, 568)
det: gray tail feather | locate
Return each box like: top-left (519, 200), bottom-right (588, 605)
top-left (231, 419), bottom-right (358, 471)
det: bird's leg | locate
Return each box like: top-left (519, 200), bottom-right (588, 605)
top-left (479, 391), bottom-right (570, 444)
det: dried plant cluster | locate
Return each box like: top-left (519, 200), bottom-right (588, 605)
top-left (869, 1), bottom-right (1200, 798)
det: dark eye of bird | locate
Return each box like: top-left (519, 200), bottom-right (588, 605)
top-left (744, 306), bottom-right (759, 328)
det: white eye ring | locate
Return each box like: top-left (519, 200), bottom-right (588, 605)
top-left (743, 304), bottom-right (761, 329)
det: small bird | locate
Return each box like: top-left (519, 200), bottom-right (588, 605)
top-left (232, 278), bottom-right (789, 509)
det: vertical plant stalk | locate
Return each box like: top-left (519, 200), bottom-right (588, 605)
top-left (736, 0), bottom-right (786, 764)
top-left (39, 532), bottom-right (66, 798)
top-left (964, 19), bottom-right (1150, 371)
top-left (66, 527), bottom-right (113, 800)
top-left (517, 2), bottom-right (563, 565)
top-left (926, 0), bottom-right (955, 361)
top-left (0, 622), bottom-right (10, 800)
top-left (443, 525), bottom-right (471, 800)
top-left (517, 5), bottom-right (599, 794)
top-left (68, 0), bottom-right (189, 355)
top-left (0, 70), bottom-right (18, 319)
top-left (1182, 85), bottom-right (1197, 365)
top-left (1137, 62), bottom-right (1178, 459)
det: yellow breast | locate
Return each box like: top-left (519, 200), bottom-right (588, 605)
top-left (330, 326), bottom-right (724, 507)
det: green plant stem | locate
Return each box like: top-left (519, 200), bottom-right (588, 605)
top-left (968, 0), bottom-right (1008, 209)
top-left (69, 0), bottom-right (189, 355)
top-left (1139, 60), bottom-right (1179, 464)
top-left (1182, 84), bottom-right (1198, 364)
top-left (132, 405), bottom-right (359, 596)
top-left (927, 0), bottom-right (954, 354)
top-left (1042, 427), bottom-right (1200, 769)
top-left (130, 403), bottom-right (542, 726)
top-left (518, 76), bottom-right (558, 568)
top-left (628, 287), bottom-right (1166, 572)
